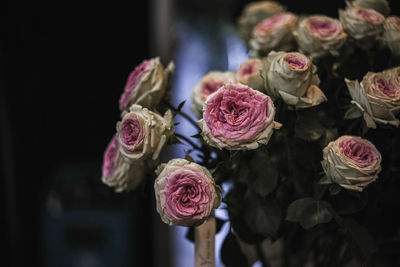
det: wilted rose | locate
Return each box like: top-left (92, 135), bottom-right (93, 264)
top-left (294, 15), bottom-right (347, 59)
top-left (117, 104), bottom-right (174, 162)
top-left (238, 1), bottom-right (285, 43)
top-left (199, 83), bottom-right (281, 150)
top-left (383, 16), bottom-right (400, 56)
top-left (339, 7), bottom-right (384, 42)
top-left (119, 57), bottom-right (174, 111)
top-left (321, 135), bottom-right (382, 192)
top-left (262, 51), bottom-right (326, 108)
top-left (249, 13), bottom-right (298, 57)
top-left (101, 135), bottom-right (147, 192)
top-left (235, 58), bottom-right (264, 91)
top-left (345, 71), bottom-right (400, 128)
top-left (192, 71), bottom-right (236, 118)
top-left (154, 158), bottom-right (222, 226)
top-left (348, 0), bottom-right (390, 17)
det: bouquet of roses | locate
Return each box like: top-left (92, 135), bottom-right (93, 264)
top-left (101, 0), bottom-right (400, 266)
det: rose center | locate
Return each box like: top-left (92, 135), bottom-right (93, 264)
top-left (121, 117), bottom-right (143, 147)
top-left (375, 77), bottom-right (398, 97)
top-left (342, 140), bottom-right (374, 164)
top-left (356, 8), bottom-right (384, 24)
top-left (253, 13), bottom-right (293, 36)
top-left (285, 55), bottom-right (308, 71)
top-left (180, 185), bottom-right (197, 204)
top-left (309, 19), bottom-right (337, 36)
top-left (219, 101), bottom-right (248, 125)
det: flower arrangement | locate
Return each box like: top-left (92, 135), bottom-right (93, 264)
top-left (101, 0), bottom-right (400, 266)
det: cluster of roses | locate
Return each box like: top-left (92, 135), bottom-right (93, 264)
top-left (101, 0), bottom-right (400, 228)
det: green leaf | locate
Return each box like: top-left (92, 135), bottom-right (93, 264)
top-left (329, 184), bottom-right (342, 195)
top-left (221, 231), bottom-right (250, 267)
top-left (286, 198), bottom-right (333, 229)
top-left (344, 105), bottom-right (362, 119)
top-left (342, 219), bottom-right (377, 260)
top-left (318, 175), bottom-right (332, 185)
top-left (184, 153), bottom-right (195, 163)
top-left (248, 150), bottom-right (278, 197)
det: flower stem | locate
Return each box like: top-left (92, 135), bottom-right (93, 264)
top-left (164, 101), bottom-right (202, 132)
top-left (175, 133), bottom-right (201, 151)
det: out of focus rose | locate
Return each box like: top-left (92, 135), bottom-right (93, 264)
top-left (339, 7), bottom-right (384, 42)
top-left (249, 13), bottom-right (298, 57)
top-left (348, 0), bottom-right (390, 17)
top-left (345, 71), bottom-right (400, 128)
top-left (235, 58), bottom-right (264, 91)
top-left (119, 57), bottom-right (174, 111)
top-left (238, 1), bottom-right (285, 43)
top-left (199, 83), bottom-right (281, 150)
top-left (294, 15), bottom-right (347, 59)
top-left (192, 71), bottom-right (236, 118)
top-left (262, 51), bottom-right (326, 108)
top-left (321, 135), bottom-right (382, 192)
top-left (385, 66), bottom-right (400, 87)
top-left (154, 158), bottom-right (222, 226)
top-left (117, 104), bottom-right (174, 162)
top-left (101, 135), bottom-right (147, 192)
top-left (383, 16), bottom-right (400, 56)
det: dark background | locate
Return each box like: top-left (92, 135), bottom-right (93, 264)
top-left (1, 1), bottom-right (399, 267)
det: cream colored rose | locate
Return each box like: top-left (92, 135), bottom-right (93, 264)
top-left (339, 7), bottom-right (384, 42)
top-left (321, 135), bottom-right (382, 192)
top-left (117, 104), bottom-right (174, 162)
top-left (191, 71), bottom-right (236, 118)
top-left (154, 158), bottom-right (222, 226)
top-left (345, 71), bottom-right (400, 128)
top-left (294, 15), bottom-right (347, 59)
top-left (101, 135), bottom-right (147, 192)
top-left (385, 66), bottom-right (400, 87)
top-left (119, 57), bottom-right (174, 111)
top-left (249, 13), bottom-right (298, 57)
top-left (383, 16), bottom-right (400, 56)
top-left (238, 1), bottom-right (285, 43)
top-left (261, 51), bottom-right (326, 108)
top-left (347, 0), bottom-right (390, 17)
top-left (235, 58), bottom-right (264, 91)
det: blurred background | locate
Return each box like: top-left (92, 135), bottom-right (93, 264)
top-left (1, 0), bottom-right (399, 267)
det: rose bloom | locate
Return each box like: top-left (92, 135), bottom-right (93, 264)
top-left (385, 66), bottom-right (400, 88)
top-left (238, 1), bottom-right (285, 43)
top-left (262, 51), bottom-right (326, 108)
top-left (199, 83), bottom-right (281, 150)
top-left (348, 0), bottom-right (390, 17)
top-left (294, 15), bottom-right (347, 59)
top-left (339, 7), bottom-right (384, 42)
top-left (154, 158), bottom-right (222, 226)
top-left (101, 135), bottom-right (147, 192)
top-left (117, 104), bottom-right (174, 162)
top-left (235, 58), bottom-right (264, 91)
top-left (119, 57), bottom-right (174, 111)
top-left (192, 71), bottom-right (236, 118)
top-left (321, 135), bottom-right (382, 192)
top-left (249, 13), bottom-right (298, 57)
top-left (383, 16), bottom-right (400, 56)
top-left (345, 71), bottom-right (400, 128)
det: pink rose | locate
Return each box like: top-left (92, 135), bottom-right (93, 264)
top-left (249, 12), bottom-right (298, 57)
top-left (199, 83), bottom-right (281, 150)
top-left (235, 58), bottom-right (264, 91)
top-left (348, 0), bottom-right (390, 17)
top-left (119, 57), bottom-right (174, 111)
top-left (294, 15), bottom-right (347, 59)
top-left (322, 135), bottom-right (382, 192)
top-left (101, 135), bottom-right (147, 192)
top-left (191, 71), bottom-right (236, 118)
top-left (117, 105), bottom-right (174, 162)
top-left (154, 159), bottom-right (222, 226)
top-left (339, 7), bottom-right (384, 41)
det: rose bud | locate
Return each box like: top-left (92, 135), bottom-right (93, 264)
top-left (199, 83), bottom-right (281, 150)
top-left (345, 72), bottom-right (400, 128)
top-left (249, 13), bottom-right (298, 57)
top-left (101, 135), bottom-right (147, 192)
top-left (235, 58), bottom-right (264, 91)
top-left (192, 71), bottom-right (236, 118)
top-left (321, 135), bottom-right (382, 192)
top-left (339, 7), bottom-right (384, 42)
top-left (294, 15), bottom-right (347, 59)
top-left (383, 16), bottom-right (400, 56)
top-left (154, 158), bottom-right (222, 226)
top-left (119, 57), bottom-right (174, 111)
top-left (348, 0), bottom-right (390, 17)
top-left (238, 1), bottom-right (286, 43)
top-left (117, 104), bottom-right (174, 162)
top-left (262, 51), bottom-right (327, 108)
